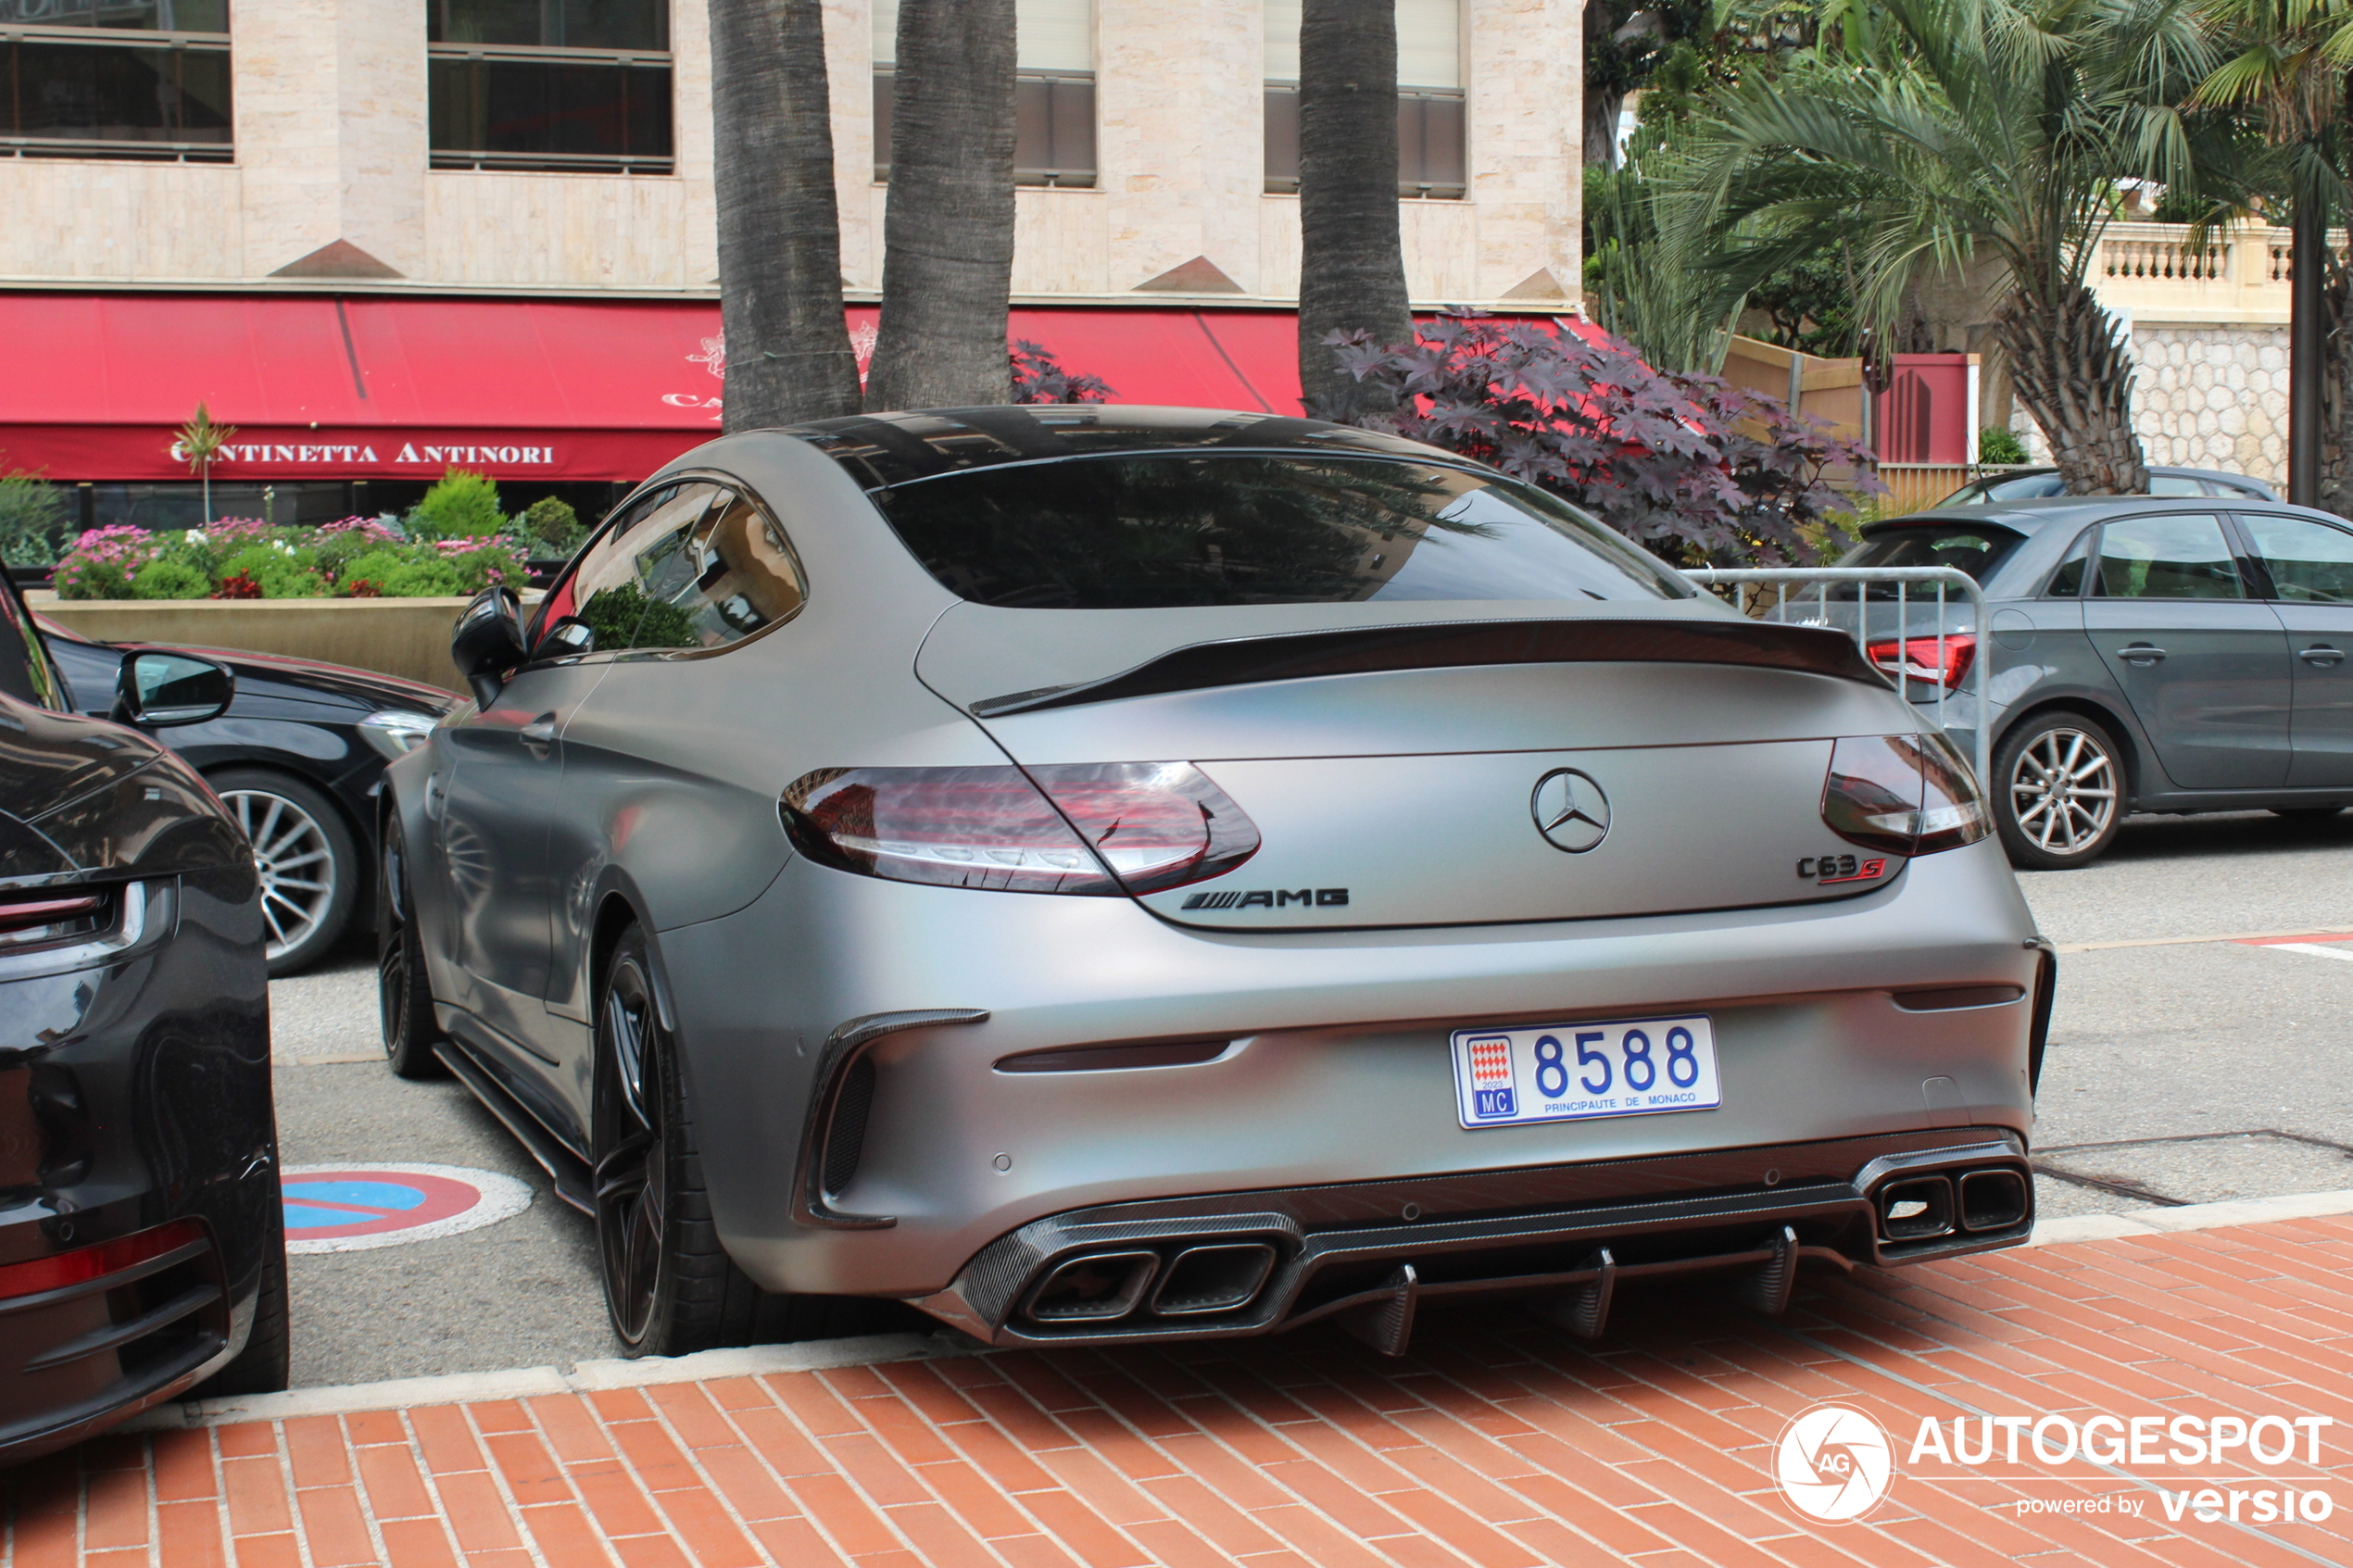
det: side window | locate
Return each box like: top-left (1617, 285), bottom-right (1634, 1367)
top-left (2147, 474), bottom-right (2207, 497)
top-left (2242, 513), bottom-right (2353, 605)
top-left (0, 577), bottom-right (60, 709)
top-left (559, 483), bottom-right (806, 655)
top-left (2092, 515), bottom-right (2245, 600)
top-left (2045, 530), bottom-right (2093, 596)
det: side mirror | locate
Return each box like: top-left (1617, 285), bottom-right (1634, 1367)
top-left (451, 586), bottom-right (527, 708)
top-left (535, 616), bottom-right (596, 660)
top-left (114, 650), bottom-right (234, 727)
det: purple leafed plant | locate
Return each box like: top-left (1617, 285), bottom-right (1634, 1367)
top-left (1327, 312), bottom-right (1882, 567)
top-left (1011, 340), bottom-right (1116, 405)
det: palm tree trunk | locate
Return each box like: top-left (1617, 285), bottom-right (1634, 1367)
top-left (1296, 0), bottom-right (1413, 420)
top-left (711, 0), bottom-right (862, 429)
top-left (864, 0), bottom-right (1016, 411)
top-left (1994, 279), bottom-right (2149, 494)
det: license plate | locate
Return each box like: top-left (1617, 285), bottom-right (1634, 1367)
top-left (1450, 1014), bottom-right (1721, 1129)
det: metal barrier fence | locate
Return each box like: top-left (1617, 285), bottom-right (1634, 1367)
top-left (1680, 566), bottom-right (1992, 786)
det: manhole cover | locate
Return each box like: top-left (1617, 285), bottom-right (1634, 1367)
top-left (281, 1162), bottom-right (534, 1253)
top-left (2034, 1131), bottom-right (2353, 1208)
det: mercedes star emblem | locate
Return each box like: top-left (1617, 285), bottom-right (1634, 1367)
top-left (1531, 769), bottom-right (1611, 853)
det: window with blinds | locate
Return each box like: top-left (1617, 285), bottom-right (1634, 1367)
top-left (0, 0), bottom-right (233, 162)
top-left (426, 0), bottom-right (673, 175)
top-left (1264, 0), bottom-right (1464, 199)
top-left (874, 0), bottom-right (1096, 188)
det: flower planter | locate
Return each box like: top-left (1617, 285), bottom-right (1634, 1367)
top-left (28, 592), bottom-right (542, 696)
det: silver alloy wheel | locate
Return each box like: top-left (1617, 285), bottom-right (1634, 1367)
top-left (2007, 726), bottom-right (2119, 857)
top-left (221, 787), bottom-right (340, 960)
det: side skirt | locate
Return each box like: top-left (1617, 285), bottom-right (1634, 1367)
top-left (434, 1039), bottom-right (595, 1214)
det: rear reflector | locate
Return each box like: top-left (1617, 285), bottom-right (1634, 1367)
top-left (1865, 633), bottom-right (1977, 691)
top-left (781, 763), bottom-right (1257, 896)
top-left (0, 1218), bottom-right (208, 1302)
top-left (1821, 734), bottom-right (1990, 858)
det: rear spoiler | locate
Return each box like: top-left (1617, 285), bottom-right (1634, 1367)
top-left (971, 617), bottom-right (1884, 718)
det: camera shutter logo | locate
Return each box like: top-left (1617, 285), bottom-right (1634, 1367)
top-left (1773, 1404), bottom-right (1894, 1522)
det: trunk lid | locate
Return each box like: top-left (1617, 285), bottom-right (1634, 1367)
top-left (919, 602), bottom-right (1912, 929)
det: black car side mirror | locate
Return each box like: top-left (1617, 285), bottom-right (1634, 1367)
top-left (113, 650), bottom-right (233, 728)
top-left (451, 586), bottom-right (528, 708)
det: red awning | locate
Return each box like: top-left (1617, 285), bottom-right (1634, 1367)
top-left (0, 293), bottom-right (1316, 484)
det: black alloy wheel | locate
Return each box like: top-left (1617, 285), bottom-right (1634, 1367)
top-left (591, 926), bottom-right (764, 1357)
top-left (377, 820), bottom-right (447, 1080)
top-left (1994, 712), bottom-right (2127, 871)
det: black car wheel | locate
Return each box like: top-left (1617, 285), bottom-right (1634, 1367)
top-left (592, 925), bottom-right (765, 1357)
top-left (1994, 713), bottom-right (2126, 870)
top-left (213, 769), bottom-right (359, 976)
top-left (378, 819), bottom-right (447, 1080)
top-left (190, 1205), bottom-right (290, 1399)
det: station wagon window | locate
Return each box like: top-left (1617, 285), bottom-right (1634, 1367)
top-left (545, 482), bottom-right (805, 653)
top-left (2092, 515), bottom-right (2244, 599)
top-left (1842, 522), bottom-right (2021, 583)
top-left (2045, 530), bottom-right (2093, 596)
top-left (2242, 513), bottom-right (2353, 604)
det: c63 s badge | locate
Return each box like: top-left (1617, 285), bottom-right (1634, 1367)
top-left (1799, 854), bottom-right (1893, 885)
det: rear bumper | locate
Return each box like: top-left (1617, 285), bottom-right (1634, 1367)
top-left (916, 1129), bottom-right (2032, 1348)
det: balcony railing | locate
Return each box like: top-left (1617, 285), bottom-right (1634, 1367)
top-left (2092, 220), bottom-right (2347, 320)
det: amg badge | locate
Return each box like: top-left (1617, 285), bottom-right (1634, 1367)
top-left (1179, 888), bottom-right (1350, 910)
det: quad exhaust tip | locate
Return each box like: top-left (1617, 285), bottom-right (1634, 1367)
top-left (1023, 1241), bottom-right (1280, 1326)
top-left (1876, 1167), bottom-right (2030, 1243)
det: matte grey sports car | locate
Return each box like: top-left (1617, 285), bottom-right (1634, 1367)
top-left (382, 408), bottom-right (2048, 1359)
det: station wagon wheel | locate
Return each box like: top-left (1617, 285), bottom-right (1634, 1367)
top-left (591, 926), bottom-right (763, 1357)
top-left (1992, 714), bottom-right (2124, 871)
top-left (212, 769), bottom-right (359, 976)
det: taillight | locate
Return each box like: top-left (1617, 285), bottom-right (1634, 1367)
top-left (1821, 734), bottom-right (1990, 857)
top-left (1866, 633), bottom-right (1976, 690)
top-left (0, 888), bottom-right (108, 951)
top-left (781, 763), bottom-right (1258, 896)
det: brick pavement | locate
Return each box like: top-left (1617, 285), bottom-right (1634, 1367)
top-left (8, 1215), bottom-right (2353, 1567)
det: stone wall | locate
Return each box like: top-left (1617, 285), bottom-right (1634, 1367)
top-left (2014, 322), bottom-right (2289, 487)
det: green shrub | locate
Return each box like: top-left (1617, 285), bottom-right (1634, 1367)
top-left (441, 541), bottom-right (529, 595)
top-left (1980, 426), bottom-right (2030, 465)
top-left (56, 560), bottom-right (132, 600)
top-left (0, 471), bottom-right (69, 566)
top-left (412, 469), bottom-right (504, 539)
top-left (522, 496), bottom-right (581, 554)
top-left (217, 544), bottom-right (327, 599)
top-left (131, 558), bottom-right (213, 599)
top-left (341, 548), bottom-right (466, 597)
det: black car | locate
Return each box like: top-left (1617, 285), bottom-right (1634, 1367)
top-left (0, 580), bottom-right (286, 1466)
top-left (40, 621), bottom-right (456, 974)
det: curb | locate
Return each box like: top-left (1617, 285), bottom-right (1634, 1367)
top-left (124, 1332), bottom-right (986, 1432)
top-left (2028, 1185), bottom-right (2353, 1245)
top-left (119, 1193), bottom-right (2353, 1430)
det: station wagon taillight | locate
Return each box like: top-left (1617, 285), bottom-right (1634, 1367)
top-left (1821, 734), bottom-right (1990, 857)
top-left (781, 763), bottom-right (1259, 896)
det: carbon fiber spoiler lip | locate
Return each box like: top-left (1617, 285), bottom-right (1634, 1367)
top-left (968, 616), bottom-right (1884, 718)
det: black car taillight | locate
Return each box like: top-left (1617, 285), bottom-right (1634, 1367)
top-left (1821, 734), bottom-right (1990, 857)
top-left (781, 763), bottom-right (1258, 896)
top-left (1865, 633), bottom-right (1977, 691)
top-left (0, 887), bottom-right (108, 952)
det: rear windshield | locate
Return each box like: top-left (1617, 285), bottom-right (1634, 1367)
top-left (867, 454), bottom-right (1692, 608)
top-left (1843, 523), bottom-right (2023, 583)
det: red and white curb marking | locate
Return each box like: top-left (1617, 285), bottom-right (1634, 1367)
top-left (281, 1161), bottom-right (533, 1254)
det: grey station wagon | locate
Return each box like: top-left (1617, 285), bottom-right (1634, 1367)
top-left (381, 408), bottom-right (2047, 1360)
top-left (1839, 497), bottom-right (2353, 868)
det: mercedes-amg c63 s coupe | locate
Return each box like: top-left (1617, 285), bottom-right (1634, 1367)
top-left (381, 407), bottom-right (2051, 1359)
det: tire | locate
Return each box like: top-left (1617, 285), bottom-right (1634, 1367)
top-left (377, 818), bottom-right (448, 1080)
top-left (211, 769), bottom-right (359, 977)
top-left (191, 1206), bottom-right (289, 1399)
top-left (593, 925), bottom-right (766, 1357)
top-left (1993, 712), bottom-right (2127, 871)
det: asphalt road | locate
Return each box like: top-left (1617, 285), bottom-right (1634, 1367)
top-left (264, 809), bottom-right (2353, 1387)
